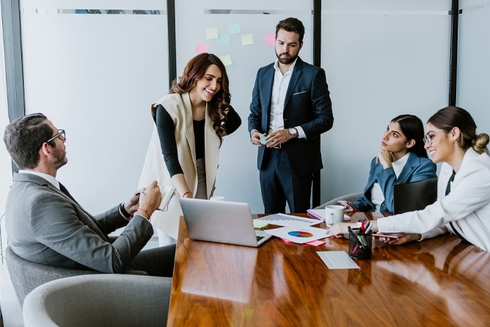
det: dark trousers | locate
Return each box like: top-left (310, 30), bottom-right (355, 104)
top-left (259, 148), bottom-right (313, 214)
top-left (129, 244), bottom-right (176, 277)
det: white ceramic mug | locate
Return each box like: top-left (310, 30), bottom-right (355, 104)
top-left (325, 205), bottom-right (345, 226)
top-left (210, 196), bottom-right (225, 201)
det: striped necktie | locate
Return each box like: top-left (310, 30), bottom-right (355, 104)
top-left (445, 171), bottom-right (468, 243)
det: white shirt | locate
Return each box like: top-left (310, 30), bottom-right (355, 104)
top-left (19, 169), bottom-right (60, 189)
top-left (370, 153), bottom-right (410, 211)
top-left (269, 59), bottom-right (306, 139)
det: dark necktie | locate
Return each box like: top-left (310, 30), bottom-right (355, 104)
top-left (445, 171), bottom-right (469, 243)
top-left (59, 183), bottom-right (79, 205)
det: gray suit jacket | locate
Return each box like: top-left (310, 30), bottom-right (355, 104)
top-left (5, 173), bottom-right (153, 273)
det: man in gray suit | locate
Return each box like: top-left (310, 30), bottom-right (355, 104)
top-left (4, 113), bottom-right (175, 276)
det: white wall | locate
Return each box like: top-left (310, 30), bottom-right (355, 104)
top-left (20, 0), bottom-right (169, 213)
top-left (320, 0), bottom-right (451, 202)
top-left (457, 0), bottom-right (490, 133)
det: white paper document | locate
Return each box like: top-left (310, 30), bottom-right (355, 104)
top-left (255, 213), bottom-right (321, 227)
top-left (317, 251), bottom-right (360, 269)
top-left (264, 226), bottom-right (329, 244)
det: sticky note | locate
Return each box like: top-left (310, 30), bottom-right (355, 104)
top-left (306, 240), bottom-right (326, 247)
top-left (195, 42), bottom-right (210, 54)
top-left (265, 33), bottom-right (275, 46)
top-left (228, 22), bottom-right (241, 34)
top-left (260, 135), bottom-right (267, 145)
top-left (218, 34), bottom-right (230, 47)
top-left (241, 33), bottom-right (254, 46)
top-left (253, 220), bottom-right (268, 229)
top-left (219, 55), bottom-right (232, 66)
top-left (206, 27), bottom-right (219, 39)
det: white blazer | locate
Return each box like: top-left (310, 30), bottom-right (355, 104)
top-left (377, 148), bottom-right (490, 251)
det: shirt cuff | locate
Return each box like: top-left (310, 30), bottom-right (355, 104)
top-left (296, 126), bottom-right (306, 139)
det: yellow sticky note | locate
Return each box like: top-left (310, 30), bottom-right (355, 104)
top-left (219, 55), bottom-right (232, 66)
top-left (241, 33), bottom-right (254, 46)
top-left (253, 220), bottom-right (268, 229)
top-left (206, 27), bottom-right (219, 39)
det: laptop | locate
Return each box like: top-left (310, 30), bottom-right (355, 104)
top-left (393, 177), bottom-right (438, 214)
top-left (179, 198), bottom-right (272, 247)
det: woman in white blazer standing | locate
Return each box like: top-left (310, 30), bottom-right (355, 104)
top-left (139, 53), bottom-right (241, 244)
top-left (328, 106), bottom-right (490, 251)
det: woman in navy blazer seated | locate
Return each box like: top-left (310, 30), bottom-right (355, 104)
top-left (350, 114), bottom-right (437, 213)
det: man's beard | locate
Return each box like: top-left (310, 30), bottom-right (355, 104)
top-left (276, 51), bottom-right (298, 65)
top-left (53, 147), bottom-right (67, 169)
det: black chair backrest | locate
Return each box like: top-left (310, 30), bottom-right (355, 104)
top-left (393, 177), bottom-right (438, 214)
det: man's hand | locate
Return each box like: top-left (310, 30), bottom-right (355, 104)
top-left (250, 130), bottom-right (265, 146)
top-left (131, 181), bottom-right (162, 220)
top-left (265, 129), bottom-right (293, 148)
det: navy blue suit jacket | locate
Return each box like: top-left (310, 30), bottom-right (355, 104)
top-left (248, 57), bottom-right (333, 177)
top-left (353, 152), bottom-right (437, 213)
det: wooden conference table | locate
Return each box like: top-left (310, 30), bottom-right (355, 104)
top-left (167, 212), bottom-right (490, 327)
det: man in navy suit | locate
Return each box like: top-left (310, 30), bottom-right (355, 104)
top-left (248, 17), bottom-right (334, 213)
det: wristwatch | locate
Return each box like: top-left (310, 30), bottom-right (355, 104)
top-left (289, 128), bottom-right (298, 138)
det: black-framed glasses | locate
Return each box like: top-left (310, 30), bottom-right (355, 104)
top-left (46, 129), bottom-right (66, 143)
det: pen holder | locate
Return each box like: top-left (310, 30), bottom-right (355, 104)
top-left (348, 228), bottom-right (372, 260)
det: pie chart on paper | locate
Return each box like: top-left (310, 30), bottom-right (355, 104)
top-left (288, 231), bottom-right (314, 238)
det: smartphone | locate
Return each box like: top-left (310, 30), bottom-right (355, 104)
top-left (372, 233), bottom-right (399, 239)
top-left (338, 200), bottom-right (360, 212)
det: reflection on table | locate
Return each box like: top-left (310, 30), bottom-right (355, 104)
top-left (167, 213), bottom-right (490, 327)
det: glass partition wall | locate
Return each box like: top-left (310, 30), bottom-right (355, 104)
top-left (6, 0), bottom-right (484, 213)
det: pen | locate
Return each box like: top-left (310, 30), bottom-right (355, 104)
top-left (365, 223), bottom-right (373, 234)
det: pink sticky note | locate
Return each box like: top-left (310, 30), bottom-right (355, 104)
top-left (265, 34), bottom-right (275, 46)
top-left (281, 238), bottom-right (293, 244)
top-left (195, 42), bottom-right (210, 54)
top-left (306, 240), bottom-right (326, 247)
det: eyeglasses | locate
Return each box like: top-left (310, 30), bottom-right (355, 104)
top-left (46, 129), bottom-right (66, 143)
top-left (423, 130), bottom-right (444, 146)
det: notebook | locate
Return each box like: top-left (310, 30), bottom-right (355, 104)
top-left (179, 198), bottom-right (272, 247)
top-left (393, 177), bottom-right (438, 214)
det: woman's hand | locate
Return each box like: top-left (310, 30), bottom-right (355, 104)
top-left (376, 233), bottom-right (421, 245)
top-left (327, 222), bottom-right (358, 238)
top-left (377, 150), bottom-right (394, 169)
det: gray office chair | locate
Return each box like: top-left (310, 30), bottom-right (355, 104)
top-left (5, 246), bottom-right (146, 309)
top-left (23, 274), bottom-right (172, 327)
top-left (314, 192), bottom-right (363, 209)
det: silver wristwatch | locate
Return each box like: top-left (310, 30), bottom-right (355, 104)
top-left (289, 128), bottom-right (298, 138)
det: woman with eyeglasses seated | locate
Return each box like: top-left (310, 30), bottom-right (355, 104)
top-left (328, 106), bottom-right (490, 251)
top-left (139, 53), bottom-right (241, 244)
top-left (343, 114), bottom-right (437, 214)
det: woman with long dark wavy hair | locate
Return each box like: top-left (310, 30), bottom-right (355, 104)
top-left (139, 53), bottom-right (241, 244)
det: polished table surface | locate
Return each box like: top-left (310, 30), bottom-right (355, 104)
top-left (167, 212), bottom-right (490, 327)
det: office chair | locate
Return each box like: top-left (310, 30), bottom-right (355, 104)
top-left (5, 246), bottom-right (146, 309)
top-left (23, 274), bottom-right (172, 327)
